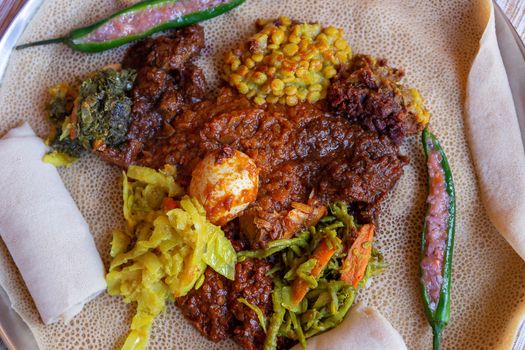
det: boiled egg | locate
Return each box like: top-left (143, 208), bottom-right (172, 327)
top-left (189, 147), bottom-right (259, 226)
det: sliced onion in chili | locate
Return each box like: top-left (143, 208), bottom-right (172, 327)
top-left (421, 145), bottom-right (450, 311)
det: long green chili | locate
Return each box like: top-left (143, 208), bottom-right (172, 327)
top-left (16, 0), bottom-right (245, 53)
top-left (420, 128), bottom-right (456, 350)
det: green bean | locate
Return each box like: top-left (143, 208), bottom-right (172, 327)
top-left (264, 279), bottom-right (286, 350)
top-left (296, 259), bottom-right (318, 288)
top-left (328, 286), bottom-right (339, 314)
top-left (254, 201), bottom-right (387, 347)
top-left (265, 264), bottom-right (282, 277)
top-left (280, 312), bottom-right (292, 336)
top-left (326, 287), bottom-right (355, 324)
top-left (268, 236), bottom-right (308, 249)
top-left (311, 291), bottom-right (330, 309)
top-left (290, 244), bottom-right (303, 256)
top-left (290, 311), bottom-right (307, 349)
top-left (239, 235), bottom-right (310, 260)
top-left (237, 298), bottom-right (267, 333)
top-left (237, 245), bottom-right (286, 259)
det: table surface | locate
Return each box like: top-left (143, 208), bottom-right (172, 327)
top-left (0, 1), bottom-right (523, 350)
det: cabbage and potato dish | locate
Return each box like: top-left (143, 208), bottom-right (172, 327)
top-left (107, 165), bottom-right (238, 349)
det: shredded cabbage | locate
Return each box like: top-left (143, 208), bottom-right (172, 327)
top-left (42, 150), bottom-right (77, 167)
top-left (127, 165), bottom-right (183, 198)
top-left (107, 165), bottom-right (236, 350)
top-left (204, 225), bottom-right (237, 280)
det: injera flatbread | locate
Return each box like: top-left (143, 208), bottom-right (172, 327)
top-left (0, 0), bottom-right (524, 349)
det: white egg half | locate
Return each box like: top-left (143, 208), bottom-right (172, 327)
top-left (188, 148), bottom-right (259, 226)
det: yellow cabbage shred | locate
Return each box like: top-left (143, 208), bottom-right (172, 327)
top-left (107, 165), bottom-right (237, 350)
top-left (42, 150), bottom-right (77, 167)
top-left (127, 165), bottom-right (183, 198)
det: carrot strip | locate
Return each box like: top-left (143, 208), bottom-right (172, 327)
top-left (292, 239), bottom-right (337, 305)
top-left (162, 197), bottom-right (180, 211)
top-left (340, 224), bottom-right (375, 288)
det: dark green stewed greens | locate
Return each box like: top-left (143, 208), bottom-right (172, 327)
top-left (45, 67), bottom-right (136, 164)
top-left (76, 68), bottom-right (136, 149)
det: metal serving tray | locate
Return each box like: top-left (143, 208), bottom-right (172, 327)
top-left (0, 1), bottom-right (523, 349)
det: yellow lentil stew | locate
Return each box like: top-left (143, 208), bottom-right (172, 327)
top-left (223, 16), bottom-right (352, 106)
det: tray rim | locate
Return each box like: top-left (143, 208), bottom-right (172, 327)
top-left (0, 0), bottom-right (44, 87)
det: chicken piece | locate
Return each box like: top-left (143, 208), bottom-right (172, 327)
top-left (239, 193), bottom-right (327, 247)
top-left (281, 200), bottom-right (327, 239)
top-left (189, 147), bottom-right (259, 226)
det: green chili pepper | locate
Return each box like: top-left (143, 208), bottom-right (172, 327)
top-left (420, 128), bottom-right (456, 350)
top-left (16, 0), bottom-right (245, 53)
